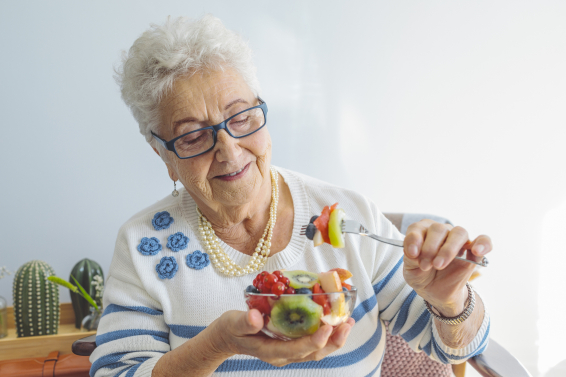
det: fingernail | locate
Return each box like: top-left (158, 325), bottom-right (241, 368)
top-left (408, 244), bottom-right (418, 257)
top-left (433, 257), bottom-right (444, 269)
top-left (475, 245), bottom-right (485, 255)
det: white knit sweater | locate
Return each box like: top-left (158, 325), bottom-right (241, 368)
top-left (90, 167), bottom-right (490, 377)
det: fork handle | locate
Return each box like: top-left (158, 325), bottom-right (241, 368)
top-left (361, 234), bottom-right (489, 268)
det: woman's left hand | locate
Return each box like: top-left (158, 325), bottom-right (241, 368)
top-left (402, 219), bottom-right (492, 316)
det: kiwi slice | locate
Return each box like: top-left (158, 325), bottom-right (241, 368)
top-left (282, 270), bottom-right (320, 289)
top-left (270, 295), bottom-right (322, 338)
top-left (328, 208), bottom-right (346, 248)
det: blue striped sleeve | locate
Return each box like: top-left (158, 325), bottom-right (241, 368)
top-left (90, 273), bottom-right (170, 377)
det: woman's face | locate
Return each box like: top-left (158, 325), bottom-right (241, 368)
top-left (156, 68), bottom-right (272, 211)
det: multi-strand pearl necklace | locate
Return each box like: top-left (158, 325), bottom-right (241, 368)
top-left (197, 167), bottom-right (279, 277)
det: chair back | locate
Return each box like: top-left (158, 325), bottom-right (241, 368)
top-left (381, 213), bottom-right (455, 377)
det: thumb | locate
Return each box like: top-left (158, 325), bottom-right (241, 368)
top-left (233, 309), bottom-right (264, 336)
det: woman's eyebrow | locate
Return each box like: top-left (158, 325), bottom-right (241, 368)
top-left (224, 98), bottom-right (248, 110)
top-left (172, 99), bottom-right (249, 130)
top-left (173, 117), bottom-right (198, 128)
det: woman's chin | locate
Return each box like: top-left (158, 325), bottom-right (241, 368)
top-left (210, 166), bottom-right (264, 207)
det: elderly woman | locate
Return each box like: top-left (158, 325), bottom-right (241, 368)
top-left (91, 15), bottom-right (491, 377)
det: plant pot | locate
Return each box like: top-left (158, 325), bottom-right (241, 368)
top-left (80, 307), bottom-right (102, 332)
top-left (0, 296), bottom-right (7, 339)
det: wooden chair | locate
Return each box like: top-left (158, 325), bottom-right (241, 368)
top-left (73, 213), bottom-right (533, 377)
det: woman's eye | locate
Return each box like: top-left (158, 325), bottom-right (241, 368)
top-left (230, 116), bottom-right (249, 127)
top-left (178, 132), bottom-right (205, 148)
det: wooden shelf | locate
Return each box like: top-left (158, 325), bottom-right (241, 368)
top-left (0, 303), bottom-right (95, 361)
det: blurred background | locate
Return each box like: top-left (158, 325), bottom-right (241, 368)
top-left (1, 1), bottom-right (565, 376)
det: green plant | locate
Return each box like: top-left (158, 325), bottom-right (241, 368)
top-left (0, 267), bottom-right (11, 280)
top-left (13, 261), bottom-right (60, 337)
top-left (0, 266), bottom-right (13, 338)
top-left (69, 259), bottom-right (104, 328)
top-left (47, 276), bottom-right (101, 314)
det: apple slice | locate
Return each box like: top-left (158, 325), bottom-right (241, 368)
top-left (320, 301), bottom-right (350, 326)
top-left (321, 314), bottom-right (343, 326)
top-left (319, 271), bottom-right (342, 293)
top-left (313, 229), bottom-right (324, 247)
top-left (319, 271), bottom-right (346, 318)
top-left (328, 268), bottom-right (353, 282)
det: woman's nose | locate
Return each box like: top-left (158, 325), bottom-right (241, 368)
top-left (214, 129), bottom-right (242, 162)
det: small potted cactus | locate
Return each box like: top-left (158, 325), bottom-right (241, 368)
top-left (69, 259), bottom-right (104, 329)
top-left (12, 261), bottom-right (60, 337)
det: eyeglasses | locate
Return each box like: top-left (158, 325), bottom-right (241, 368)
top-left (151, 98), bottom-right (268, 159)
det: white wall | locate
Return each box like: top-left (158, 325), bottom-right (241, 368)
top-left (1, 1), bottom-right (565, 376)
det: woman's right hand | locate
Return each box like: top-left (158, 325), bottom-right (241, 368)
top-left (210, 309), bottom-right (355, 367)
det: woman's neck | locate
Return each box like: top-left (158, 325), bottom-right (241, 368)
top-left (194, 173), bottom-right (293, 256)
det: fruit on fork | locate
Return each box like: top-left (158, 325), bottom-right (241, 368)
top-left (304, 203), bottom-right (346, 248)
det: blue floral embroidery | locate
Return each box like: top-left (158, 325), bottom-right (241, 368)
top-left (137, 237), bottom-right (162, 256)
top-left (156, 256), bottom-right (178, 279)
top-left (166, 232), bottom-right (189, 252)
top-left (186, 250), bottom-right (210, 270)
top-left (152, 211), bottom-right (174, 231)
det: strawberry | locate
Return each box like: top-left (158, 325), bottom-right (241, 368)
top-left (247, 295), bottom-right (271, 316)
top-left (314, 206), bottom-right (332, 244)
top-left (311, 283), bottom-right (331, 315)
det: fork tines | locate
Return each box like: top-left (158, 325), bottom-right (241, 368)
top-left (299, 225), bottom-right (308, 235)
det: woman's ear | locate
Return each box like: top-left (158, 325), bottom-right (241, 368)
top-left (166, 164), bottom-right (179, 182)
top-left (153, 146), bottom-right (179, 182)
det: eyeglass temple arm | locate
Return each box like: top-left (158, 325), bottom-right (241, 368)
top-left (151, 132), bottom-right (169, 149)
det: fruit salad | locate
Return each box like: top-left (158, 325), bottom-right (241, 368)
top-left (304, 203), bottom-right (346, 248)
top-left (244, 269), bottom-right (357, 340)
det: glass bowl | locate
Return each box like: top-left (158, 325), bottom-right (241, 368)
top-left (244, 287), bottom-right (357, 341)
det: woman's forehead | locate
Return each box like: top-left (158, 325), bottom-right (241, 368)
top-left (162, 69), bottom-right (252, 115)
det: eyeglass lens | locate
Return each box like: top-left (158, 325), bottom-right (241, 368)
top-left (173, 107), bottom-right (266, 158)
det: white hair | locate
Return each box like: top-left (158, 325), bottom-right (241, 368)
top-left (115, 15), bottom-right (261, 147)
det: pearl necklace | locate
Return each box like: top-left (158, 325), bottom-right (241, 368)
top-left (197, 167), bottom-right (279, 277)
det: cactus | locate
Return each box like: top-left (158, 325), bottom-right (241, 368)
top-left (12, 260), bottom-right (60, 337)
top-left (70, 259), bottom-right (104, 329)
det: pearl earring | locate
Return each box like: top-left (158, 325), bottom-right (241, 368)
top-left (172, 181), bottom-right (179, 197)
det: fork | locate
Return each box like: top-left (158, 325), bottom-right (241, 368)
top-left (300, 219), bottom-right (489, 268)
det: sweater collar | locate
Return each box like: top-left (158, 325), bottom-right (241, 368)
top-left (179, 166), bottom-right (309, 273)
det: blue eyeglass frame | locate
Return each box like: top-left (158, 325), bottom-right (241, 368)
top-left (151, 97), bottom-right (268, 159)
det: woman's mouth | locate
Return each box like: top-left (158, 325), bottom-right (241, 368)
top-left (216, 162), bottom-right (251, 181)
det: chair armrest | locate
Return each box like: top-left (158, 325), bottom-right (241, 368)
top-left (468, 338), bottom-right (533, 377)
top-left (72, 334), bottom-right (97, 356)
